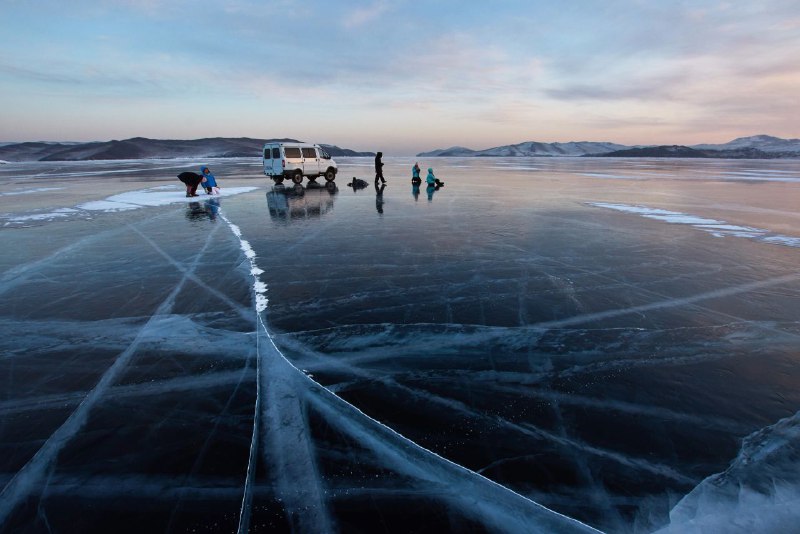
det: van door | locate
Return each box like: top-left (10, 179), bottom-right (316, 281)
top-left (301, 146), bottom-right (320, 177)
top-left (263, 145), bottom-right (274, 175)
top-left (283, 146), bottom-right (304, 177)
top-left (271, 146), bottom-right (281, 176)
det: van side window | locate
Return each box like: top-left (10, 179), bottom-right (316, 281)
top-left (272, 148), bottom-right (280, 159)
top-left (284, 147), bottom-right (301, 158)
top-left (301, 147), bottom-right (317, 158)
top-left (264, 148), bottom-right (271, 159)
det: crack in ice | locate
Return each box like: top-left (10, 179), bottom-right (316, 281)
top-left (218, 213), bottom-right (602, 534)
top-left (0, 226), bottom-right (218, 524)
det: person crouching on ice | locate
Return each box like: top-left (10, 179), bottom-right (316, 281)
top-left (200, 166), bottom-right (220, 195)
top-left (426, 167), bottom-right (444, 188)
top-left (178, 171), bottom-right (203, 197)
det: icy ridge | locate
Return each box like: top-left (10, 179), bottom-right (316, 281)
top-left (656, 411), bottom-right (800, 533)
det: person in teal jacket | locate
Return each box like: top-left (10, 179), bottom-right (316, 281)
top-left (426, 167), bottom-right (444, 187)
top-left (412, 162), bottom-right (421, 184)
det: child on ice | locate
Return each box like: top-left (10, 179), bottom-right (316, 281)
top-left (200, 166), bottom-right (220, 195)
top-left (426, 167), bottom-right (444, 188)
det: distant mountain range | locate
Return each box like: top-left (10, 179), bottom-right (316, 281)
top-left (2, 135), bottom-right (799, 162)
top-left (418, 141), bottom-right (629, 157)
top-left (0, 137), bottom-right (375, 162)
top-left (595, 145), bottom-right (789, 159)
top-left (418, 135), bottom-right (800, 159)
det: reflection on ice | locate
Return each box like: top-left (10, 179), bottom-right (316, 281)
top-left (266, 182), bottom-right (338, 222)
top-left (186, 198), bottom-right (221, 221)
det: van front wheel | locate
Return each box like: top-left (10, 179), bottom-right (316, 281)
top-left (291, 171), bottom-right (303, 184)
top-left (324, 168), bottom-right (336, 182)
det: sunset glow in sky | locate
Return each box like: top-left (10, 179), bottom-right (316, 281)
top-left (1, 0), bottom-right (799, 154)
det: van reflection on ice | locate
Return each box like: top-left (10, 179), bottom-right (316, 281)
top-left (266, 181), bottom-right (338, 222)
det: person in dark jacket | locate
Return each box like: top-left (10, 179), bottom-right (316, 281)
top-left (177, 171), bottom-right (203, 197)
top-left (374, 151), bottom-right (386, 185)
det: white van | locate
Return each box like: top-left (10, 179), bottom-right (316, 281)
top-left (262, 142), bottom-right (338, 184)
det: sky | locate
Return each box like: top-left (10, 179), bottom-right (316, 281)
top-left (1, 0), bottom-right (799, 155)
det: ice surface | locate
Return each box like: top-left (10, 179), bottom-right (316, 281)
top-left (1, 157), bottom-right (800, 533)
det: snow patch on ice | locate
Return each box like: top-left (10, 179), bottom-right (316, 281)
top-left (2, 186), bottom-right (258, 226)
top-left (78, 186), bottom-right (257, 212)
top-left (762, 235), bottom-right (800, 248)
top-left (77, 200), bottom-right (142, 211)
top-left (220, 216), bottom-right (268, 312)
top-left (721, 171), bottom-right (800, 183)
top-left (579, 173), bottom-right (632, 180)
top-left (0, 187), bottom-right (64, 196)
top-left (589, 202), bottom-right (800, 249)
top-left (6, 207), bottom-right (79, 222)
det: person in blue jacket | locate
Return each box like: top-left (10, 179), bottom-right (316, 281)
top-left (200, 165), bottom-right (220, 195)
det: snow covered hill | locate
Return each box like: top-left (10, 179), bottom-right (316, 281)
top-left (419, 135), bottom-right (800, 158)
top-left (0, 138), bottom-right (374, 162)
top-left (692, 134), bottom-right (800, 154)
top-left (419, 141), bottom-right (628, 157)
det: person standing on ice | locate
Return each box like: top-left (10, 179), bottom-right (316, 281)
top-left (411, 162), bottom-right (421, 184)
top-left (200, 166), bottom-right (220, 195)
top-left (374, 151), bottom-right (386, 185)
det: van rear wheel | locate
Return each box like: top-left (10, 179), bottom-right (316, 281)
top-left (273, 176), bottom-right (284, 184)
top-left (291, 171), bottom-right (303, 184)
top-left (324, 168), bottom-right (336, 182)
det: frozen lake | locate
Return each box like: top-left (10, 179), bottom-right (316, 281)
top-left (1, 157), bottom-right (800, 533)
